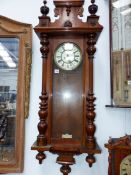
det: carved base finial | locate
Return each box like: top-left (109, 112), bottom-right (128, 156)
top-left (60, 165), bottom-right (71, 175)
top-left (36, 151), bottom-right (46, 164)
top-left (91, 0), bottom-right (95, 4)
top-left (86, 154), bottom-right (95, 167)
top-left (56, 153), bottom-right (75, 175)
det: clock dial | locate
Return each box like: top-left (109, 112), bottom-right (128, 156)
top-left (120, 155), bottom-right (131, 175)
top-left (54, 42), bottom-right (82, 71)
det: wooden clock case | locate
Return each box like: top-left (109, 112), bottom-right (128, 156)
top-left (31, 0), bottom-right (103, 174)
top-left (105, 135), bottom-right (131, 175)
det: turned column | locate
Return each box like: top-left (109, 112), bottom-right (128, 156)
top-left (86, 33), bottom-right (97, 149)
top-left (36, 33), bottom-right (49, 164)
top-left (86, 0), bottom-right (98, 167)
top-left (86, 32), bottom-right (97, 167)
top-left (37, 33), bottom-right (49, 146)
top-left (36, 0), bottom-right (50, 164)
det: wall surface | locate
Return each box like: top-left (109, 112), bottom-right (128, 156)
top-left (0, 0), bottom-right (131, 175)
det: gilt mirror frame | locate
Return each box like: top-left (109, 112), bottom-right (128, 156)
top-left (0, 15), bottom-right (32, 173)
top-left (108, 0), bottom-right (131, 108)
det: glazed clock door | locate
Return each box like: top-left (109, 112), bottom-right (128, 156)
top-left (120, 155), bottom-right (131, 175)
top-left (51, 38), bottom-right (84, 144)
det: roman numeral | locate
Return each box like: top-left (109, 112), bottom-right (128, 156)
top-left (128, 158), bottom-right (131, 162)
top-left (122, 168), bottom-right (126, 171)
top-left (74, 59), bottom-right (79, 62)
top-left (58, 59), bottom-right (62, 63)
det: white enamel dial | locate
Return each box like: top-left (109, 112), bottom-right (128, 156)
top-left (54, 42), bottom-right (82, 71)
top-left (120, 155), bottom-right (131, 175)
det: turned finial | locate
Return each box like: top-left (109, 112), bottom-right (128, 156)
top-left (41, 0), bottom-right (49, 16)
top-left (88, 0), bottom-right (98, 16)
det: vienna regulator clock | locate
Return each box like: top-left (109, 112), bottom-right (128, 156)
top-left (105, 135), bottom-right (131, 175)
top-left (31, 0), bottom-right (103, 174)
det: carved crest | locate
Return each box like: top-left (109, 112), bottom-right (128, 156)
top-left (36, 0), bottom-right (102, 30)
top-left (105, 135), bottom-right (131, 149)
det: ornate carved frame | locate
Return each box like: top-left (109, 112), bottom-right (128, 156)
top-left (0, 15), bottom-right (32, 173)
top-left (107, 1), bottom-right (131, 108)
top-left (0, 15), bottom-right (32, 118)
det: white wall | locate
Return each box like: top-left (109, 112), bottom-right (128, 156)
top-left (0, 0), bottom-right (131, 175)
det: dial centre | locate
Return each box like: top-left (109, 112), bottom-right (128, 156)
top-left (62, 51), bottom-right (74, 63)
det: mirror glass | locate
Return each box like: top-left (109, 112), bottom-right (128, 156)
top-left (111, 0), bottom-right (131, 106)
top-left (0, 37), bottom-right (19, 163)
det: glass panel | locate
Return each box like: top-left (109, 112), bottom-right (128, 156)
top-left (111, 0), bottom-right (131, 105)
top-left (0, 38), bottom-right (19, 163)
top-left (52, 43), bottom-right (83, 142)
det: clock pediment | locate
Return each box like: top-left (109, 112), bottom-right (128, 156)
top-left (35, 0), bottom-right (103, 35)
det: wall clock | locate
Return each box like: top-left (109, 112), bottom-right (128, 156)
top-left (31, 0), bottom-right (103, 174)
top-left (105, 135), bottom-right (131, 175)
